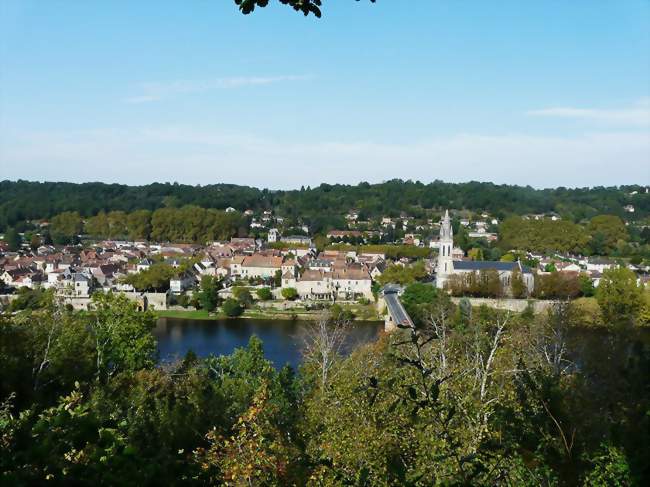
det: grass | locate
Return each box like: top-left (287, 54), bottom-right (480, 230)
top-left (155, 309), bottom-right (224, 320)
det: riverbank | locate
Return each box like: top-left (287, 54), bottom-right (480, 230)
top-left (155, 302), bottom-right (381, 322)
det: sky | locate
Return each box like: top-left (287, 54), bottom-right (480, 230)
top-left (1, 0), bottom-right (649, 189)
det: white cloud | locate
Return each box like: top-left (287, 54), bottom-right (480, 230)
top-left (124, 75), bottom-right (311, 103)
top-left (2, 127), bottom-right (648, 188)
top-left (528, 98), bottom-right (650, 127)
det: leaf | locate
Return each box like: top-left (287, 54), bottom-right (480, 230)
top-left (408, 386), bottom-right (417, 400)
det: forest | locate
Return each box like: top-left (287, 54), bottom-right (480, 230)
top-left (1, 286), bottom-right (648, 485)
top-left (1, 179), bottom-right (647, 232)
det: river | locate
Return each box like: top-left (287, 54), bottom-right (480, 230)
top-left (154, 317), bottom-right (384, 368)
top-left (155, 317), bottom-right (650, 377)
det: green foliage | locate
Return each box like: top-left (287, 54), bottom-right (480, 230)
top-left (533, 271), bottom-right (581, 299)
top-left (596, 267), bottom-right (644, 325)
top-left (7, 287), bottom-right (53, 312)
top-left (3, 227), bottom-right (21, 251)
top-left (256, 287), bottom-right (273, 301)
top-left (588, 215), bottom-right (628, 254)
top-left (123, 263), bottom-right (176, 292)
top-left (281, 287), bottom-right (298, 300)
top-left (1, 292), bottom-right (650, 484)
top-left (499, 216), bottom-right (590, 254)
top-left (511, 268), bottom-right (528, 298)
top-left (468, 247), bottom-right (484, 261)
top-left (50, 211), bottom-right (82, 244)
top-left (90, 292), bottom-right (157, 381)
top-left (197, 275), bottom-right (221, 311)
top-left (447, 269), bottom-right (504, 298)
top-left (233, 287), bottom-right (254, 308)
top-left (582, 443), bottom-right (633, 486)
top-left (222, 297), bottom-right (243, 317)
top-left (329, 303), bottom-right (355, 321)
top-left (399, 282), bottom-right (444, 324)
top-left (579, 272), bottom-right (596, 297)
top-left (376, 260), bottom-right (427, 286)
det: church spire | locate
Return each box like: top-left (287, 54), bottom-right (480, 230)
top-left (440, 209), bottom-right (453, 241)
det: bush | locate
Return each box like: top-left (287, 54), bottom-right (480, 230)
top-left (281, 287), bottom-right (299, 301)
top-left (222, 298), bottom-right (243, 317)
top-left (233, 287), bottom-right (254, 308)
top-left (256, 287), bottom-right (273, 301)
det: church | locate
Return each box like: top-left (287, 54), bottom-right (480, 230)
top-left (435, 210), bottom-right (534, 294)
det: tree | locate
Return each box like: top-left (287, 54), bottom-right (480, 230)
top-left (235, 0), bottom-right (376, 18)
top-left (29, 234), bottom-right (41, 250)
top-left (222, 297), bottom-right (243, 317)
top-left (588, 215), bottom-right (628, 254)
top-left (197, 275), bottom-right (221, 311)
top-left (50, 211), bottom-right (82, 244)
top-left (301, 312), bottom-right (350, 390)
top-left (579, 273), bottom-right (595, 297)
top-left (281, 287), bottom-right (299, 300)
top-left (468, 247), bottom-right (484, 261)
top-left (233, 287), bottom-right (254, 308)
top-left (596, 267), bottom-right (643, 325)
top-left (511, 268), bottom-right (527, 298)
top-left (256, 287), bottom-right (273, 301)
top-left (3, 227), bottom-right (21, 251)
top-left (376, 261), bottom-right (427, 286)
top-left (89, 292), bottom-right (157, 382)
top-left (123, 263), bottom-right (176, 292)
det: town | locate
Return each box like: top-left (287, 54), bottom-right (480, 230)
top-left (2, 194), bottom-right (648, 328)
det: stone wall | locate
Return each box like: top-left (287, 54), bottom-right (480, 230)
top-left (451, 297), bottom-right (558, 314)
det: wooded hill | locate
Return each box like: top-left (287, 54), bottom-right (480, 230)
top-left (1, 179), bottom-right (647, 231)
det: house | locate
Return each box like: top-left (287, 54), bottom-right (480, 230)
top-left (230, 238), bottom-right (257, 254)
top-left (136, 258), bottom-right (153, 272)
top-left (281, 235), bottom-right (312, 246)
top-left (239, 255), bottom-right (283, 279)
top-left (170, 272), bottom-right (196, 294)
top-left (58, 272), bottom-right (93, 298)
top-left (290, 265), bottom-right (373, 301)
top-left (555, 262), bottom-right (582, 273)
top-left (327, 230), bottom-right (363, 240)
top-left (586, 258), bottom-right (615, 273)
top-left (91, 264), bottom-right (121, 286)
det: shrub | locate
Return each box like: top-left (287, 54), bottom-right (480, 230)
top-left (256, 287), bottom-right (273, 301)
top-left (222, 298), bottom-right (243, 317)
top-left (281, 287), bottom-right (299, 301)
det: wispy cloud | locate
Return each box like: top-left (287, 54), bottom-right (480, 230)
top-left (124, 75), bottom-right (311, 103)
top-left (3, 127), bottom-right (649, 188)
top-left (527, 98), bottom-right (650, 127)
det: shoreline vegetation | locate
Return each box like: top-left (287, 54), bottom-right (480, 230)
top-left (154, 305), bottom-right (383, 322)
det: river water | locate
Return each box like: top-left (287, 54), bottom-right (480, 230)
top-left (155, 317), bottom-right (650, 375)
top-left (154, 317), bottom-right (384, 368)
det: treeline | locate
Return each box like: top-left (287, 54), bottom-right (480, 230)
top-left (44, 206), bottom-right (247, 244)
top-left (1, 179), bottom-right (648, 232)
top-left (498, 214), bottom-right (644, 256)
top-left (1, 290), bottom-right (649, 484)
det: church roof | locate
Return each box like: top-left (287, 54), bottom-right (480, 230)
top-left (453, 260), bottom-right (532, 274)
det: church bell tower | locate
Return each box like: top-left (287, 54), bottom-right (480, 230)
top-left (436, 210), bottom-right (454, 289)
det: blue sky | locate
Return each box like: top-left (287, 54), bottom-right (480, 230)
top-left (1, 0), bottom-right (649, 188)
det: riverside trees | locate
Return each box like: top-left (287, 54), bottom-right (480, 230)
top-left (1, 296), bottom-right (648, 484)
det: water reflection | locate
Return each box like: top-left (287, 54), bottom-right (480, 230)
top-left (155, 317), bottom-right (383, 368)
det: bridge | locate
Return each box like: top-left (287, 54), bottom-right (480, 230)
top-left (381, 285), bottom-right (414, 332)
